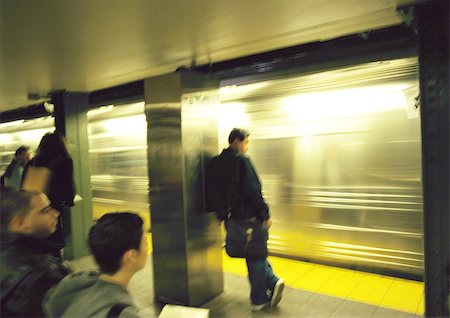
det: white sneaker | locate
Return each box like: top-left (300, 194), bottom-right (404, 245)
top-left (271, 279), bottom-right (285, 307)
top-left (251, 302), bottom-right (270, 311)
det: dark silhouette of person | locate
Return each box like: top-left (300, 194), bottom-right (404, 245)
top-left (23, 132), bottom-right (75, 255)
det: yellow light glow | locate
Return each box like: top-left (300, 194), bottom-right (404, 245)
top-left (283, 84), bottom-right (410, 121)
top-left (220, 82), bottom-right (268, 101)
top-left (17, 128), bottom-right (52, 141)
top-left (0, 119), bottom-right (25, 128)
top-left (217, 102), bottom-right (250, 148)
top-left (100, 114), bottom-right (146, 136)
top-left (217, 103), bottom-right (250, 129)
top-left (0, 134), bottom-right (13, 145)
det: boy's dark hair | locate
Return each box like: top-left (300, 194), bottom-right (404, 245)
top-left (228, 128), bottom-right (250, 144)
top-left (0, 188), bottom-right (34, 229)
top-left (88, 212), bottom-right (144, 275)
top-left (15, 146), bottom-right (30, 157)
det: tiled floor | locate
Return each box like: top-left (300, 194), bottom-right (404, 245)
top-left (70, 253), bottom-right (423, 318)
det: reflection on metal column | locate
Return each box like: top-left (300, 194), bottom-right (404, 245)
top-left (145, 72), bottom-right (222, 306)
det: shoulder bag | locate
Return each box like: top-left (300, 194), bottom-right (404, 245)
top-left (225, 218), bottom-right (268, 259)
top-left (21, 157), bottom-right (62, 195)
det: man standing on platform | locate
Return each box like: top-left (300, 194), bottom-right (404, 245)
top-left (206, 128), bottom-right (284, 311)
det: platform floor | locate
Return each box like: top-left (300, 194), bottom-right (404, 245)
top-left (70, 251), bottom-right (423, 318)
top-left (223, 252), bottom-right (424, 316)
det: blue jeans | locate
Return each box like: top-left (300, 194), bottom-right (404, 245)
top-left (246, 257), bottom-right (279, 305)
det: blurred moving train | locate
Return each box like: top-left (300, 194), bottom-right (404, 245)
top-left (0, 57), bottom-right (422, 279)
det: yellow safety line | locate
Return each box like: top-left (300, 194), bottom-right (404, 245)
top-left (223, 251), bottom-right (424, 315)
top-left (147, 233), bottom-right (423, 315)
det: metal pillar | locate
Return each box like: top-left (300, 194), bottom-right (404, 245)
top-left (52, 91), bottom-right (93, 259)
top-left (145, 72), bottom-right (223, 306)
top-left (415, 1), bottom-right (450, 317)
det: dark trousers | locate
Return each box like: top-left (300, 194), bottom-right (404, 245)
top-left (246, 258), bottom-right (279, 305)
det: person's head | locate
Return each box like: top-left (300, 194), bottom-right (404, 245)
top-left (15, 146), bottom-right (32, 163)
top-left (228, 128), bottom-right (250, 154)
top-left (88, 212), bottom-right (147, 275)
top-left (35, 132), bottom-right (71, 162)
top-left (0, 189), bottom-right (60, 238)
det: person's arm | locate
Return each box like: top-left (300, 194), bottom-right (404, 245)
top-left (241, 157), bottom-right (270, 221)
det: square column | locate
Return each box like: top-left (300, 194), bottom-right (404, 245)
top-left (52, 91), bottom-right (93, 259)
top-left (415, 1), bottom-right (450, 316)
top-left (145, 72), bottom-right (223, 306)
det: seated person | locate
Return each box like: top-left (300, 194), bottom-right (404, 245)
top-left (0, 188), bottom-right (70, 317)
top-left (44, 212), bottom-right (148, 317)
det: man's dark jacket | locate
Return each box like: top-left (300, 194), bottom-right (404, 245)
top-left (0, 231), bottom-right (70, 317)
top-left (206, 147), bottom-right (269, 221)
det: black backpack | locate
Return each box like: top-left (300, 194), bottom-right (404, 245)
top-left (205, 150), bottom-right (243, 221)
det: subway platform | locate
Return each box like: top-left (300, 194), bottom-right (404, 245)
top-left (70, 251), bottom-right (423, 318)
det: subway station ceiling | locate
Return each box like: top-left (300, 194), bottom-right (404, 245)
top-left (0, 0), bottom-right (420, 111)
